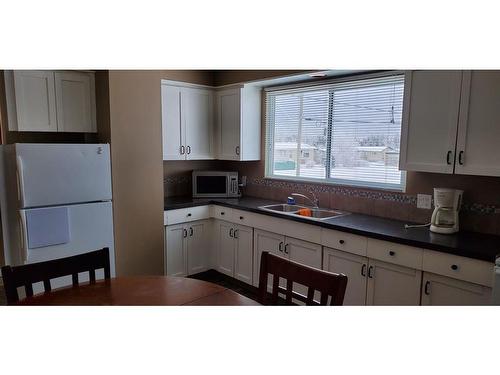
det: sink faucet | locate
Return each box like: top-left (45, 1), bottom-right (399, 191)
top-left (291, 192), bottom-right (319, 209)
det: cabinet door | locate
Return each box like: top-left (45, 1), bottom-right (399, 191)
top-left (253, 229), bottom-right (285, 287)
top-left (165, 224), bottom-right (187, 277)
top-left (13, 70), bottom-right (58, 132)
top-left (54, 71), bottom-right (96, 133)
top-left (183, 88), bottom-right (214, 160)
top-left (286, 236), bottom-right (322, 301)
top-left (161, 85), bottom-right (185, 160)
top-left (216, 221), bottom-right (235, 277)
top-left (455, 71), bottom-right (500, 176)
top-left (216, 88), bottom-right (241, 160)
top-left (187, 221), bottom-right (209, 275)
top-left (234, 224), bottom-right (253, 285)
top-left (366, 259), bottom-right (422, 305)
top-left (323, 247), bottom-right (368, 306)
top-left (421, 272), bottom-right (492, 306)
top-left (399, 71), bottom-right (462, 173)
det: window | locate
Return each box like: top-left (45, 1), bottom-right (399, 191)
top-left (265, 73), bottom-right (406, 190)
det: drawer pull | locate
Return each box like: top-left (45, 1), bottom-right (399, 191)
top-left (450, 264), bottom-right (459, 271)
top-left (229, 228), bottom-right (234, 238)
top-left (339, 240), bottom-right (345, 244)
top-left (239, 216), bottom-right (244, 220)
top-left (187, 213), bottom-right (192, 217)
top-left (389, 251), bottom-right (395, 256)
top-left (220, 212), bottom-right (225, 215)
top-left (278, 242), bottom-right (284, 252)
top-left (284, 243), bottom-right (289, 255)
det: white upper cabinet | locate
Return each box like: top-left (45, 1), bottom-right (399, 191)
top-left (455, 71), bottom-right (500, 176)
top-left (399, 71), bottom-right (462, 174)
top-left (183, 88), bottom-right (213, 160)
top-left (161, 85), bottom-right (184, 160)
top-left (55, 71), bottom-right (96, 133)
top-left (11, 71), bottom-right (58, 132)
top-left (215, 85), bottom-right (261, 161)
top-left (5, 70), bottom-right (96, 133)
top-left (400, 70), bottom-right (500, 177)
top-left (161, 82), bottom-right (214, 161)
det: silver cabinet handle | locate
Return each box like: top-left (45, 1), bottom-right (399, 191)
top-left (180, 145), bottom-right (185, 155)
top-left (284, 243), bottom-right (289, 255)
top-left (278, 241), bottom-right (284, 252)
top-left (183, 228), bottom-right (187, 238)
top-left (229, 228), bottom-right (234, 238)
top-left (235, 146), bottom-right (240, 155)
top-left (233, 229), bottom-right (239, 239)
top-left (189, 227), bottom-right (193, 237)
top-left (424, 281), bottom-right (431, 295)
top-left (368, 266), bottom-right (374, 278)
top-left (186, 145), bottom-right (191, 154)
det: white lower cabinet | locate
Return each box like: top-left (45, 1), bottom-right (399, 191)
top-left (164, 205), bottom-right (494, 306)
top-left (421, 272), bottom-right (492, 306)
top-left (234, 225), bottom-right (254, 284)
top-left (165, 224), bottom-right (187, 277)
top-left (217, 221), bottom-right (235, 277)
top-left (324, 248), bottom-right (422, 305)
top-left (165, 220), bottom-right (209, 277)
top-left (253, 229), bottom-right (285, 287)
top-left (323, 248), bottom-right (368, 306)
top-left (215, 220), bottom-right (254, 284)
top-left (366, 259), bottom-right (422, 306)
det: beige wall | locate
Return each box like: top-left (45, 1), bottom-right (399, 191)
top-left (108, 70), bottom-right (213, 276)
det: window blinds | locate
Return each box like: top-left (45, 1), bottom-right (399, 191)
top-left (265, 73), bottom-right (405, 190)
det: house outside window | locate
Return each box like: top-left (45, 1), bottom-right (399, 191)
top-left (265, 73), bottom-right (406, 191)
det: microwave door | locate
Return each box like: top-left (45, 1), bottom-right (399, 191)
top-left (194, 175), bottom-right (228, 197)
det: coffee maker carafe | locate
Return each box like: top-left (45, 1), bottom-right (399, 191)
top-left (430, 188), bottom-right (463, 234)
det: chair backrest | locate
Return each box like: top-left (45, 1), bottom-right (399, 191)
top-left (258, 251), bottom-right (348, 306)
top-left (1, 248), bottom-right (111, 305)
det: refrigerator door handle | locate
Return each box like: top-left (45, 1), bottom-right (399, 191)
top-left (16, 156), bottom-right (25, 207)
top-left (18, 212), bottom-right (28, 263)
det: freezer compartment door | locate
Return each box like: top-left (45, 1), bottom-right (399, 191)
top-left (19, 202), bottom-right (115, 281)
top-left (16, 143), bottom-right (112, 208)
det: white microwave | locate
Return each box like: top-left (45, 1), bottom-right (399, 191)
top-left (192, 171), bottom-right (240, 198)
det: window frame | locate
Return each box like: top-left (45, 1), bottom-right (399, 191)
top-left (264, 71), bottom-right (407, 192)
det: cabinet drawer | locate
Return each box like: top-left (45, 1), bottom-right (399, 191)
top-left (231, 209), bottom-right (256, 227)
top-left (321, 229), bottom-right (367, 257)
top-left (367, 238), bottom-right (423, 269)
top-left (164, 206), bottom-right (211, 225)
top-left (212, 205), bottom-right (233, 221)
top-left (422, 250), bottom-right (494, 287)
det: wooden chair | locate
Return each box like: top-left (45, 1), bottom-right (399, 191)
top-left (258, 251), bottom-right (348, 306)
top-left (1, 247), bottom-right (111, 305)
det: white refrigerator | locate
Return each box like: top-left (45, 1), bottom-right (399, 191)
top-left (0, 143), bottom-right (115, 287)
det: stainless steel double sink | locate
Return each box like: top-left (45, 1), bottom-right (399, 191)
top-left (258, 203), bottom-right (349, 221)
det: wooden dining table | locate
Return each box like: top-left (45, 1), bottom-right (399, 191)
top-left (16, 276), bottom-right (261, 306)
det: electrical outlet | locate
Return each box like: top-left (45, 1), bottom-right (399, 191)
top-left (417, 194), bottom-right (432, 209)
top-left (240, 176), bottom-right (247, 187)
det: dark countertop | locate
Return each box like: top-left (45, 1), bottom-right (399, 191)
top-left (164, 196), bottom-right (500, 263)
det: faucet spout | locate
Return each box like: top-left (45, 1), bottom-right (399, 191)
top-left (291, 192), bottom-right (319, 209)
